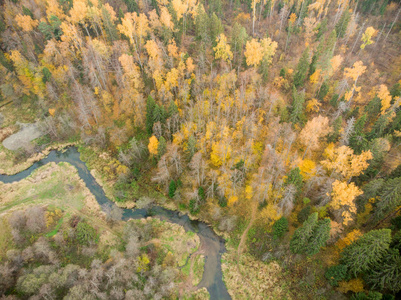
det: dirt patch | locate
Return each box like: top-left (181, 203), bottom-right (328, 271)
top-left (2, 122), bottom-right (43, 151)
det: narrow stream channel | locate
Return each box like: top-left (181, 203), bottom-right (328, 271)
top-left (0, 147), bottom-right (231, 300)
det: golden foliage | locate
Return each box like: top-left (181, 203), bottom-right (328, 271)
top-left (337, 278), bottom-right (364, 293)
top-left (160, 6), bottom-right (174, 30)
top-left (15, 14), bottom-right (39, 31)
top-left (360, 26), bottom-right (376, 49)
top-left (321, 144), bottom-right (373, 180)
top-left (245, 39), bottom-right (264, 67)
top-left (309, 69), bottom-right (321, 85)
top-left (299, 159), bottom-right (316, 180)
top-left (377, 84), bottom-right (392, 114)
top-left (331, 181), bottom-right (363, 225)
top-left (148, 136), bottom-right (159, 156)
top-left (336, 229), bottom-right (363, 251)
top-left (344, 61), bottom-right (366, 82)
top-left (330, 55), bottom-right (343, 75)
top-left (306, 98), bottom-right (322, 112)
top-left (299, 115), bottom-right (332, 152)
top-left (213, 34), bottom-right (233, 62)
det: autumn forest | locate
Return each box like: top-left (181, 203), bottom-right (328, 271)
top-left (0, 0), bottom-right (400, 298)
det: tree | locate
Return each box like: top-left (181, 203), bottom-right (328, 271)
top-left (290, 212), bottom-right (329, 255)
top-left (321, 144), bottom-right (373, 180)
top-left (213, 34), bottom-right (233, 62)
top-left (306, 218), bottom-right (331, 256)
top-left (360, 26), bottom-right (376, 49)
top-left (259, 37), bottom-right (278, 81)
top-left (335, 8), bottom-right (351, 38)
top-left (366, 248), bottom-right (401, 293)
top-left (349, 114), bottom-right (368, 154)
top-left (244, 38), bottom-right (263, 67)
top-left (148, 136), bottom-right (159, 157)
top-left (331, 180), bottom-right (363, 225)
top-left (157, 136), bottom-right (167, 159)
top-left (293, 48), bottom-right (310, 88)
top-left (290, 87), bottom-right (305, 124)
top-left (168, 180), bottom-right (177, 198)
top-left (299, 115), bottom-right (332, 158)
top-left (285, 167), bottom-right (303, 193)
top-left (272, 217), bottom-right (289, 240)
top-left (373, 177), bottom-right (401, 223)
top-left (251, 0), bottom-right (261, 35)
top-left (231, 22), bottom-right (248, 66)
top-left (25, 206), bottom-right (46, 234)
top-left (146, 96), bottom-right (156, 134)
top-left (76, 222), bottom-right (98, 246)
top-left (344, 61), bottom-right (366, 103)
top-left (340, 229), bottom-right (392, 276)
top-left (377, 84), bottom-right (392, 115)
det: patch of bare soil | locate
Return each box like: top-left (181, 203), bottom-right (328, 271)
top-left (2, 122), bottom-right (43, 151)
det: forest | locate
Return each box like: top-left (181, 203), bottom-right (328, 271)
top-left (0, 0), bottom-right (400, 298)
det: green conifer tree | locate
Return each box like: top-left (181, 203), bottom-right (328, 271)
top-left (293, 48), bottom-right (310, 88)
top-left (340, 229), bottom-right (392, 276)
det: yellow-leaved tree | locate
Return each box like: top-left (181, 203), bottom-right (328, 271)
top-left (244, 38), bottom-right (263, 67)
top-left (299, 115), bottom-right (332, 158)
top-left (15, 14), bottom-right (39, 31)
top-left (343, 61), bottom-right (366, 102)
top-left (360, 26), bottom-right (376, 49)
top-left (377, 84), bottom-right (392, 114)
top-left (331, 180), bottom-right (363, 225)
top-left (213, 34), bottom-right (233, 63)
top-left (148, 136), bottom-right (159, 156)
top-left (321, 144), bottom-right (373, 180)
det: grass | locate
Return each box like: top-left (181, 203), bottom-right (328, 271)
top-left (0, 162), bottom-right (87, 213)
top-left (45, 213), bottom-right (70, 237)
top-left (147, 217), bottom-right (201, 267)
top-left (222, 245), bottom-right (290, 300)
top-left (0, 218), bottom-right (14, 262)
top-left (192, 254), bottom-right (205, 286)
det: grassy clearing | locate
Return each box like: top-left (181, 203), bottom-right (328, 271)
top-left (0, 142), bottom-right (78, 175)
top-left (192, 254), bottom-right (205, 286)
top-left (0, 162), bottom-right (95, 213)
top-left (182, 287), bottom-right (210, 300)
top-left (222, 245), bottom-right (290, 300)
top-left (0, 217), bottom-right (14, 262)
top-left (141, 218), bottom-right (200, 267)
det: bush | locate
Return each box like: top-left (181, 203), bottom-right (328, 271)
top-left (351, 292), bottom-right (383, 300)
top-left (218, 196), bottom-right (227, 207)
top-left (168, 180), bottom-right (177, 198)
top-left (189, 199), bottom-right (200, 215)
top-left (390, 216), bottom-right (401, 230)
top-left (198, 186), bottom-right (205, 201)
top-left (325, 264), bottom-right (348, 286)
top-left (272, 217), bottom-right (288, 240)
top-left (297, 205), bottom-right (311, 223)
top-left (76, 222), bottom-right (98, 246)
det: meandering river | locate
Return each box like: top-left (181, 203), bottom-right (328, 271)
top-left (0, 147), bottom-right (231, 299)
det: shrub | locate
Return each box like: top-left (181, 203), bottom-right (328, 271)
top-left (168, 180), bottom-right (177, 198)
top-left (189, 199), bottom-right (200, 215)
top-left (325, 264), bottom-right (348, 286)
top-left (297, 205), bottom-right (311, 223)
top-left (272, 217), bottom-right (289, 240)
top-left (76, 222), bottom-right (98, 246)
top-left (390, 216), bottom-right (401, 230)
top-left (350, 292), bottom-right (383, 300)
